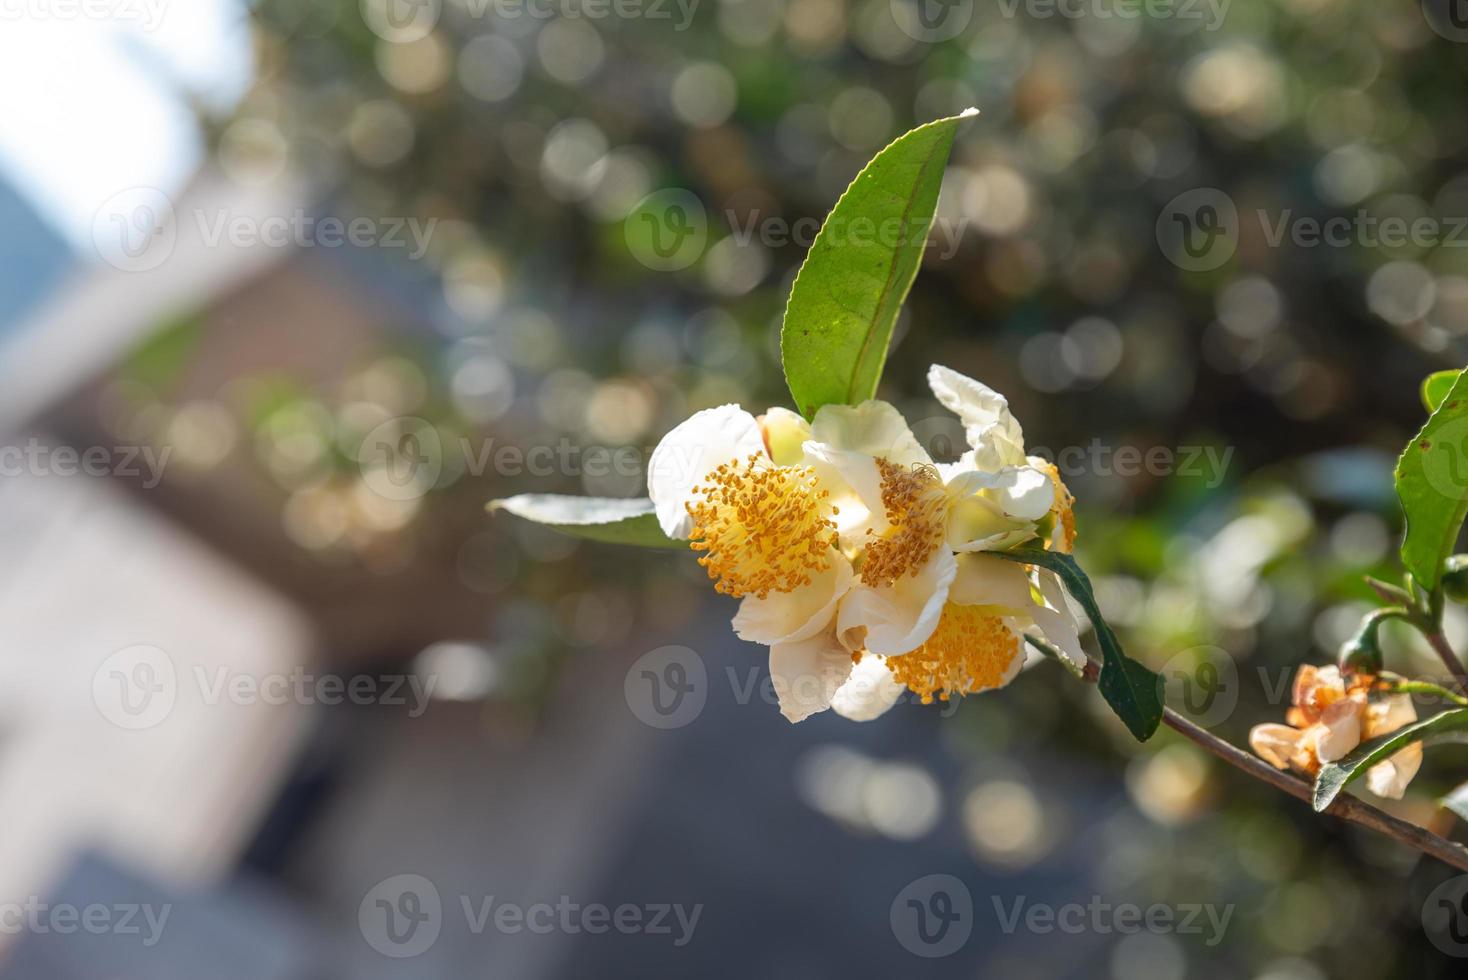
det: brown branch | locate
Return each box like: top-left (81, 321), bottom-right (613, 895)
top-left (1160, 707), bottom-right (1468, 874)
top-left (1076, 657), bottom-right (1468, 873)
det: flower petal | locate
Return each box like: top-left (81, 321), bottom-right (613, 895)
top-left (810, 400), bottom-right (932, 467)
top-left (768, 631), bottom-right (857, 723)
top-left (948, 552), bottom-right (1035, 609)
top-left (1029, 570), bottom-right (1089, 671)
top-left (831, 652), bottom-right (905, 721)
top-left (837, 549), bottom-right (957, 656)
top-left (1311, 697), bottom-right (1363, 764)
top-left (1365, 742), bottom-right (1423, 799)
top-left (945, 464), bottom-right (1054, 522)
top-left (1249, 723), bottom-right (1303, 770)
top-left (732, 548), bottom-right (854, 645)
top-left (760, 407), bottom-right (812, 466)
top-left (646, 404), bottom-right (765, 538)
top-left (1364, 692), bottom-right (1418, 739)
top-left (927, 364), bottom-right (1027, 468)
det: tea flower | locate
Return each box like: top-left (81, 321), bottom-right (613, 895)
top-left (1249, 664), bottom-right (1422, 799)
top-left (647, 364), bottom-right (1086, 723)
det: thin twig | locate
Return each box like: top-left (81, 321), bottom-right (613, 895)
top-left (1423, 629), bottom-right (1468, 695)
top-left (1076, 658), bottom-right (1468, 873)
top-left (1160, 707), bottom-right (1468, 874)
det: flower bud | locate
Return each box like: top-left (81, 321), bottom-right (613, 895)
top-left (1443, 555), bottom-right (1468, 603)
top-left (1337, 615), bottom-right (1386, 675)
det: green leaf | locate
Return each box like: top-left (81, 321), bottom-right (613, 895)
top-left (780, 109), bottom-right (977, 419)
top-left (994, 547), bottom-right (1163, 741)
top-left (1313, 706), bottom-right (1468, 811)
top-left (1423, 370), bottom-right (1460, 412)
top-left (1396, 366), bottom-right (1468, 589)
top-left (489, 494), bottom-right (684, 549)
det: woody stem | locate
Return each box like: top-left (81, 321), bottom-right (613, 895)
top-left (1074, 658), bottom-right (1468, 874)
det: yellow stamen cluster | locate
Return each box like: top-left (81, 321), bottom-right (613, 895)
top-left (861, 459), bottom-right (947, 587)
top-left (687, 454), bottom-right (837, 598)
top-left (886, 604), bottom-right (1023, 703)
top-left (1041, 461), bottom-right (1076, 553)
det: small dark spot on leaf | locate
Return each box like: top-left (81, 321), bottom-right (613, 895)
top-left (1422, 440), bottom-right (1433, 450)
top-left (1451, 401), bottom-right (1461, 410)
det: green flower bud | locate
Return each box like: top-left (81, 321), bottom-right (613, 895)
top-left (1443, 555), bottom-right (1468, 603)
top-left (1338, 609), bottom-right (1397, 675)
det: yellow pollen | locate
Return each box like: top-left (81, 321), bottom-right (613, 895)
top-left (686, 454), bottom-right (837, 598)
top-left (860, 458), bottom-right (947, 587)
top-left (886, 604), bottom-right (1023, 704)
top-left (1040, 462), bottom-right (1076, 553)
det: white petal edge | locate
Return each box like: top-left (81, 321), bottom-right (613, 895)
top-left (810, 400), bottom-right (933, 468)
top-left (646, 404), bottom-right (765, 539)
top-left (732, 549), bottom-right (854, 645)
top-left (837, 549), bottom-right (957, 656)
top-left (769, 631), bottom-right (857, 723)
top-left (927, 364), bottom-right (1027, 467)
top-left (831, 652), bottom-right (904, 721)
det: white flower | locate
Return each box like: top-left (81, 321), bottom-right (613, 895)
top-left (646, 364), bottom-right (1082, 724)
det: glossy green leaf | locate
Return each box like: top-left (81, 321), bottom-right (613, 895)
top-left (995, 547), bottom-right (1163, 741)
top-left (489, 494), bottom-right (684, 549)
top-left (1396, 367), bottom-right (1468, 589)
top-left (781, 109), bottom-right (976, 419)
top-left (1423, 370), bottom-right (1461, 412)
top-left (1313, 706), bottom-right (1468, 811)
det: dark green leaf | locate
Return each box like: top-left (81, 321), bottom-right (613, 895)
top-left (995, 547), bottom-right (1163, 741)
top-left (781, 109), bottom-right (976, 419)
top-left (489, 494), bottom-right (684, 549)
top-left (1396, 367), bottom-right (1468, 588)
top-left (1313, 706), bottom-right (1468, 811)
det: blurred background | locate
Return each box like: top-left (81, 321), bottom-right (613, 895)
top-left (4, 0), bottom-right (1468, 976)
